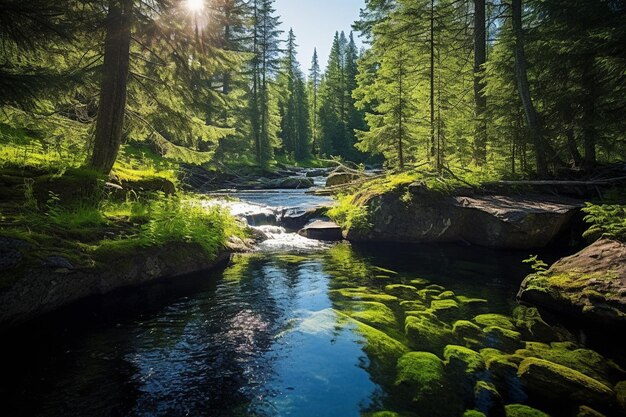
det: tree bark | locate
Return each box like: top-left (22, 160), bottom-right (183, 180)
top-left (473, 0), bottom-right (487, 164)
top-left (429, 0), bottom-right (436, 161)
top-left (89, 0), bottom-right (133, 175)
top-left (511, 0), bottom-right (548, 178)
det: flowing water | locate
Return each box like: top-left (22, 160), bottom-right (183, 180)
top-left (1, 185), bottom-right (624, 417)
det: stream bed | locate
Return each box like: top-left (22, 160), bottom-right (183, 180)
top-left (1, 188), bottom-right (624, 417)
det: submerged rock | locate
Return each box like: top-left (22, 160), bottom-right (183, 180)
top-left (482, 326), bottom-right (524, 352)
top-left (518, 238), bottom-right (626, 327)
top-left (404, 312), bottom-right (455, 353)
top-left (518, 357), bottom-right (614, 407)
top-left (385, 284), bottom-right (421, 300)
top-left (474, 380), bottom-right (505, 417)
top-left (504, 404), bottom-right (550, 417)
top-left (577, 405), bottom-right (606, 417)
top-left (344, 190), bottom-right (581, 249)
top-left (474, 314), bottom-right (516, 331)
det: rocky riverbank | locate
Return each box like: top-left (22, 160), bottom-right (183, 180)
top-left (518, 238), bottom-right (626, 328)
top-left (0, 240), bottom-right (249, 330)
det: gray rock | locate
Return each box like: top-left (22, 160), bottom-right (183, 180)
top-left (299, 220), bottom-right (343, 241)
top-left (264, 177), bottom-right (314, 189)
top-left (345, 191), bottom-right (581, 249)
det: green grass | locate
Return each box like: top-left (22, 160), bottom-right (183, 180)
top-left (328, 194), bottom-right (372, 232)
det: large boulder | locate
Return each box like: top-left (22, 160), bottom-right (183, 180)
top-left (344, 188), bottom-right (581, 249)
top-left (264, 177), bottom-right (314, 189)
top-left (517, 357), bottom-right (614, 408)
top-left (517, 238), bottom-right (626, 326)
top-left (326, 172), bottom-right (361, 187)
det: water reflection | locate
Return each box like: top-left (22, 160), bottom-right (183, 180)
top-left (0, 243), bottom-right (623, 417)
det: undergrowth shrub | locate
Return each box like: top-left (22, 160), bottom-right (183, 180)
top-left (582, 203), bottom-right (626, 241)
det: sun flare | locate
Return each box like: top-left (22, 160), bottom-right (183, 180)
top-left (185, 0), bottom-right (204, 12)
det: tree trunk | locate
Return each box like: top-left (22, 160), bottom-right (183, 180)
top-left (582, 58), bottom-right (597, 167)
top-left (473, 0), bottom-right (487, 164)
top-left (429, 0), bottom-right (436, 161)
top-left (511, 0), bottom-right (548, 178)
top-left (89, 0), bottom-right (132, 175)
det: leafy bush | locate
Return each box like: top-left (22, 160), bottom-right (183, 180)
top-left (581, 203), bottom-right (626, 241)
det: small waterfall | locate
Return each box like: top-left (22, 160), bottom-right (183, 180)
top-left (252, 225), bottom-right (327, 252)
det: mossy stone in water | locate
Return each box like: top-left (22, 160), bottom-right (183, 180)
top-left (516, 341), bottom-right (622, 388)
top-left (431, 299), bottom-right (460, 322)
top-left (457, 296), bottom-right (489, 316)
top-left (511, 306), bottom-right (563, 343)
top-left (395, 351), bottom-right (445, 397)
top-left (480, 348), bottom-right (526, 403)
top-left (518, 357), bottom-right (614, 407)
top-left (417, 288), bottom-right (442, 303)
top-left (504, 404), bottom-right (550, 417)
top-left (463, 411), bottom-right (487, 417)
top-left (453, 320), bottom-right (483, 340)
top-left (338, 301), bottom-right (398, 334)
top-left (385, 284), bottom-right (421, 300)
top-left (400, 300), bottom-right (428, 312)
top-left (576, 405), bottom-right (606, 417)
top-left (616, 381), bottom-right (626, 413)
top-left (444, 345), bottom-right (485, 374)
top-left (482, 326), bottom-right (524, 352)
top-left (331, 287), bottom-right (399, 303)
top-left (404, 312), bottom-right (455, 353)
top-left (409, 278), bottom-right (430, 288)
top-left (474, 381), bottom-right (505, 417)
top-left (474, 314), bottom-right (516, 331)
top-left (437, 290), bottom-right (456, 300)
top-left (426, 284), bottom-right (446, 292)
top-left (365, 412), bottom-right (403, 417)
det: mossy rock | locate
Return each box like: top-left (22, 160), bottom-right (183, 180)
top-left (418, 288), bottom-right (442, 303)
top-left (409, 278), bottom-right (431, 288)
top-left (400, 300), bottom-right (428, 312)
top-left (453, 320), bottom-right (483, 340)
top-left (118, 177), bottom-right (176, 196)
top-left (474, 381), bottom-right (505, 417)
top-left (331, 287), bottom-right (399, 304)
top-left (431, 299), bottom-right (460, 322)
top-left (464, 411), bottom-right (487, 417)
top-left (504, 404), bottom-right (550, 417)
top-left (518, 357), bottom-right (614, 407)
top-left (385, 284), bottom-right (421, 300)
top-left (395, 351), bottom-right (445, 397)
top-left (404, 312), bottom-right (455, 353)
top-left (576, 405), bottom-right (606, 417)
top-left (33, 170), bottom-right (102, 204)
top-left (457, 296), bottom-right (489, 316)
top-left (474, 314), bottom-right (516, 331)
top-left (426, 284), bottom-right (446, 292)
top-left (364, 412), bottom-right (403, 417)
top-left (444, 345), bottom-right (485, 374)
top-left (511, 306), bottom-right (564, 343)
top-left (616, 381), bottom-right (626, 413)
top-left (437, 290), bottom-right (456, 300)
top-left (482, 326), bottom-right (524, 352)
top-left (338, 301), bottom-right (399, 336)
top-left (480, 349), bottom-right (526, 404)
top-left (516, 341), bottom-right (623, 388)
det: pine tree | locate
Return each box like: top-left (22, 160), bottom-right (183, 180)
top-left (308, 49), bottom-right (321, 153)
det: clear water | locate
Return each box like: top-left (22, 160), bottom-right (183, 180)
top-left (0, 191), bottom-right (623, 417)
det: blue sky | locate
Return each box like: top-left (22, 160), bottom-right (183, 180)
top-left (274, 0), bottom-right (366, 71)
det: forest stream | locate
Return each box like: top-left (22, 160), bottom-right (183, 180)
top-left (0, 183), bottom-right (624, 417)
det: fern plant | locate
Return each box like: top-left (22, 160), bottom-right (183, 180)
top-left (581, 203), bottom-right (626, 242)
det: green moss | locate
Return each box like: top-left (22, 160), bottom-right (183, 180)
top-left (436, 290), bottom-right (456, 300)
top-left (457, 296), bottom-right (489, 315)
top-left (473, 314), bottom-right (516, 331)
top-left (409, 278), bottom-right (430, 287)
top-left (517, 341), bottom-right (622, 387)
top-left (615, 381), bottom-right (626, 412)
top-left (463, 411), bottom-right (487, 417)
top-left (511, 306), bottom-right (563, 343)
top-left (395, 351), bottom-right (445, 401)
top-left (444, 345), bottom-right (485, 374)
top-left (504, 404), bottom-right (550, 417)
top-left (482, 326), bottom-right (524, 352)
top-left (337, 301), bottom-right (402, 339)
top-left (330, 287), bottom-right (399, 303)
top-left (518, 357), bottom-right (614, 405)
top-left (399, 300), bottom-right (428, 312)
top-left (384, 284), bottom-right (420, 300)
top-left (404, 313), bottom-right (455, 353)
top-left (453, 320), bottom-right (483, 340)
top-left (426, 284), bottom-right (446, 292)
top-left (576, 405), bottom-right (606, 417)
top-left (430, 299), bottom-right (460, 322)
top-left (328, 194), bottom-right (372, 232)
top-left (474, 381), bottom-right (504, 417)
top-left (364, 412), bottom-right (403, 417)
top-left (417, 288), bottom-right (441, 303)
